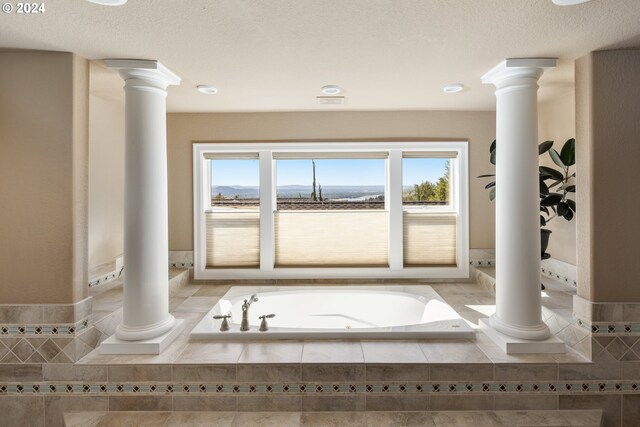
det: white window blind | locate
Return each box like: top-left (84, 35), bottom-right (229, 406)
top-left (206, 212), bottom-right (260, 268)
top-left (402, 151), bottom-right (458, 158)
top-left (272, 152), bottom-right (388, 159)
top-left (275, 211), bottom-right (389, 267)
top-left (403, 212), bottom-right (457, 266)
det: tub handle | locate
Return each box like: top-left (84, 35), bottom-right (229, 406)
top-left (259, 314), bottom-right (276, 332)
top-left (213, 314), bottom-right (231, 331)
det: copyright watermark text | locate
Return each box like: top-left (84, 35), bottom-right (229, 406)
top-left (2, 2), bottom-right (46, 14)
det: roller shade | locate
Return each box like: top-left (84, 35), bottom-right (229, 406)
top-left (403, 212), bottom-right (457, 266)
top-left (402, 151), bottom-right (458, 158)
top-left (206, 212), bottom-right (260, 268)
top-left (273, 152), bottom-right (388, 160)
top-left (204, 153), bottom-right (259, 160)
top-left (275, 211), bottom-right (388, 267)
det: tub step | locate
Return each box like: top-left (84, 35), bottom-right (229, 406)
top-left (64, 409), bottom-right (603, 427)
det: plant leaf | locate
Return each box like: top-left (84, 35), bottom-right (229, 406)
top-left (567, 199), bottom-right (576, 212)
top-left (548, 180), bottom-right (563, 189)
top-left (549, 148), bottom-right (565, 168)
top-left (490, 149), bottom-right (496, 166)
top-left (564, 185), bottom-right (575, 193)
top-left (540, 206), bottom-right (550, 215)
top-left (539, 179), bottom-right (549, 195)
top-left (557, 201), bottom-right (570, 217)
top-left (485, 181), bottom-right (496, 189)
top-left (538, 140), bottom-right (554, 155)
top-left (541, 194), bottom-right (563, 206)
top-left (539, 166), bottom-right (564, 181)
top-left (477, 174), bottom-right (495, 178)
top-left (563, 208), bottom-right (574, 221)
top-left (489, 187), bottom-right (496, 201)
top-left (540, 215), bottom-right (547, 226)
top-left (561, 138), bottom-right (576, 166)
top-left (490, 139), bottom-right (496, 154)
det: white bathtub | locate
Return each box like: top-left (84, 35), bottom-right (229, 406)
top-left (190, 285), bottom-right (475, 340)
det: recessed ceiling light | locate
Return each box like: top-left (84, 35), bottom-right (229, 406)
top-left (197, 85), bottom-right (218, 95)
top-left (321, 85), bottom-right (342, 95)
top-left (85, 0), bottom-right (128, 5)
top-left (551, 0), bottom-right (593, 5)
top-left (443, 83), bottom-right (464, 94)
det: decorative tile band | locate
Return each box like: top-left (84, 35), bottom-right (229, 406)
top-left (0, 381), bottom-right (638, 396)
top-left (576, 318), bottom-right (640, 335)
top-left (471, 258), bottom-right (577, 287)
top-left (170, 262), bottom-right (194, 268)
top-left (89, 267), bottom-right (123, 288)
top-left (0, 318), bottom-right (90, 336)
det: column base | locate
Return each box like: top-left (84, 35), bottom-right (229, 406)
top-left (479, 318), bottom-right (565, 354)
top-left (99, 318), bottom-right (185, 355)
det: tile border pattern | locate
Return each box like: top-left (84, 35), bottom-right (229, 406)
top-left (0, 380), bottom-right (638, 396)
top-left (470, 258), bottom-right (577, 287)
top-left (89, 267), bottom-right (123, 288)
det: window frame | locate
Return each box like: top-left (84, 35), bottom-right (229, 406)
top-left (193, 141), bottom-right (469, 280)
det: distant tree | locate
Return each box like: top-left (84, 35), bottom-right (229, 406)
top-left (318, 183), bottom-right (323, 201)
top-left (310, 160), bottom-right (318, 201)
top-left (234, 194), bottom-right (240, 200)
top-left (403, 161), bottom-right (449, 202)
top-left (214, 192), bottom-right (225, 200)
top-left (433, 161), bottom-right (450, 202)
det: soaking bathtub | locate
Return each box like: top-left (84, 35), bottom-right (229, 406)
top-left (189, 285), bottom-right (475, 340)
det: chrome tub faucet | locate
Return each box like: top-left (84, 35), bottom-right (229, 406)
top-left (240, 294), bottom-right (258, 331)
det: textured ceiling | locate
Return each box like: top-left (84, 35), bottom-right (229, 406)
top-left (1, 0), bottom-right (640, 112)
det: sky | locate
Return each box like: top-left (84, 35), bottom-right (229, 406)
top-left (210, 158), bottom-right (449, 187)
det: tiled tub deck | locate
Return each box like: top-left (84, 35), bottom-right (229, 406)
top-left (0, 271), bottom-right (638, 426)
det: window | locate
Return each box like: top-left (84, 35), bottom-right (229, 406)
top-left (273, 156), bottom-right (388, 267)
top-left (402, 153), bottom-right (457, 266)
top-left (205, 156), bottom-right (260, 268)
top-left (193, 142), bottom-right (468, 279)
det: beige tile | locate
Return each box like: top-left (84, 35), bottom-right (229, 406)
top-left (0, 363), bottom-right (42, 381)
top-left (173, 296), bottom-right (220, 312)
top-left (301, 412), bottom-right (367, 427)
top-left (301, 395), bottom-right (366, 412)
top-left (364, 411), bottom-right (436, 427)
top-left (495, 410), bottom-right (572, 426)
top-left (366, 364), bottom-right (429, 382)
top-left (176, 342), bottom-right (244, 364)
top-left (165, 412), bottom-right (235, 427)
top-left (238, 341), bottom-right (303, 364)
top-left (623, 304), bottom-right (640, 321)
top-left (90, 411), bottom-right (171, 426)
top-left (237, 364), bottom-right (300, 382)
top-left (231, 412), bottom-right (301, 427)
top-left (559, 395), bottom-right (621, 427)
top-left (365, 395), bottom-right (428, 411)
top-left (194, 285), bottom-right (232, 297)
top-left (494, 364), bottom-right (558, 381)
top-left (43, 364), bottom-right (108, 381)
top-left (0, 305), bottom-right (43, 324)
top-left (431, 410), bottom-right (501, 426)
top-left (420, 341), bottom-right (491, 363)
top-left (0, 396), bottom-right (44, 427)
top-left (11, 339), bottom-right (36, 361)
top-left (173, 365), bottom-right (236, 382)
top-left (108, 365), bottom-right (172, 382)
top-left (494, 395), bottom-right (558, 410)
top-left (559, 362), bottom-right (621, 380)
top-left (236, 395), bottom-right (302, 412)
top-left (45, 396), bottom-right (109, 427)
top-left (108, 396), bottom-right (172, 411)
top-left (430, 364), bottom-right (493, 382)
top-left (42, 304), bottom-right (74, 324)
top-left (301, 341), bottom-right (364, 363)
top-left (361, 341), bottom-right (427, 363)
top-left (429, 395), bottom-right (495, 411)
top-left (623, 395), bottom-right (640, 427)
top-left (63, 411), bottom-right (107, 427)
top-left (302, 364), bottom-right (365, 382)
top-left (172, 396), bottom-right (237, 412)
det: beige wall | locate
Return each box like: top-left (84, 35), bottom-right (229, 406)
top-left (0, 51), bottom-right (89, 304)
top-left (538, 90), bottom-right (577, 265)
top-left (88, 83), bottom-right (125, 269)
top-left (167, 111), bottom-right (496, 252)
top-left (576, 49), bottom-right (640, 302)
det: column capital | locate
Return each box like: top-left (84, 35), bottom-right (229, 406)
top-left (482, 58), bottom-right (557, 87)
top-left (104, 59), bottom-right (181, 89)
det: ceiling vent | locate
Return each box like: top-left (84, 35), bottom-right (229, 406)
top-left (317, 96), bottom-right (346, 105)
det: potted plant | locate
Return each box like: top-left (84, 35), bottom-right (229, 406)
top-left (478, 138), bottom-right (576, 257)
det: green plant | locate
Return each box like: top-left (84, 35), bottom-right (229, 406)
top-left (478, 138), bottom-right (576, 227)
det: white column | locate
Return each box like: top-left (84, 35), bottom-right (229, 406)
top-left (259, 151), bottom-right (275, 270)
top-left (105, 59), bottom-right (180, 342)
top-left (387, 150), bottom-right (403, 270)
top-left (482, 58), bottom-right (556, 341)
